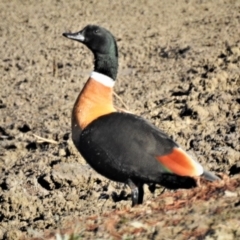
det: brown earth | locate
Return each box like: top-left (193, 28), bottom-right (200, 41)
top-left (0, 0), bottom-right (240, 239)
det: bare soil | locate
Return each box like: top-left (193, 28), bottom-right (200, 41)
top-left (0, 0), bottom-right (240, 239)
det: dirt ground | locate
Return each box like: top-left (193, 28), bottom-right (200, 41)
top-left (0, 0), bottom-right (240, 239)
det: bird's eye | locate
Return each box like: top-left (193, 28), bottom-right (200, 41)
top-left (94, 29), bottom-right (99, 34)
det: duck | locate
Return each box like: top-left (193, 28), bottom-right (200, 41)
top-left (62, 25), bottom-right (220, 206)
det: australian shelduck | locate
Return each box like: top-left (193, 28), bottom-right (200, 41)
top-left (62, 25), bottom-right (219, 206)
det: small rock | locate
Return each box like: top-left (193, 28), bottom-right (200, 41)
top-left (130, 221), bottom-right (145, 228)
top-left (58, 148), bottom-right (66, 157)
top-left (164, 196), bottom-right (174, 205)
top-left (224, 190), bottom-right (237, 197)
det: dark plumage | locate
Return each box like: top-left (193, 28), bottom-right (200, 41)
top-left (63, 25), bottom-right (219, 206)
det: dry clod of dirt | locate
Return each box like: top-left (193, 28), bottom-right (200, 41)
top-left (0, 0), bottom-right (240, 239)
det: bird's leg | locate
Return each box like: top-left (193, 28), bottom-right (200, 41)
top-left (148, 183), bottom-right (156, 193)
top-left (127, 179), bottom-right (144, 207)
top-left (138, 183), bottom-right (144, 205)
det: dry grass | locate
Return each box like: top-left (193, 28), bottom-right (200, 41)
top-left (22, 176), bottom-right (240, 240)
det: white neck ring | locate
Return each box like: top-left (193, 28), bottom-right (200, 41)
top-left (90, 71), bottom-right (115, 87)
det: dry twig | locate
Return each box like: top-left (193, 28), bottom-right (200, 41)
top-left (32, 134), bottom-right (58, 144)
top-left (113, 91), bottom-right (130, 111)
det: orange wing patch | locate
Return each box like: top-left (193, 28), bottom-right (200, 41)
top-left (156, 147), bottom-right (203, 177)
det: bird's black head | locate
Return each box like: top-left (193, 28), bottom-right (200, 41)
top-left (63, 25), bottom-right (118, 57)
top-left (63, 25), bottom-right (118, 80)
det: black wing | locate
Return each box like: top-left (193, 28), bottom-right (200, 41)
top-left (76, 112), bottom-right (179, 183)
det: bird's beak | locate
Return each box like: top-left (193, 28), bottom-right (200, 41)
top-left (62, 31), bottom-right (85, 42)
